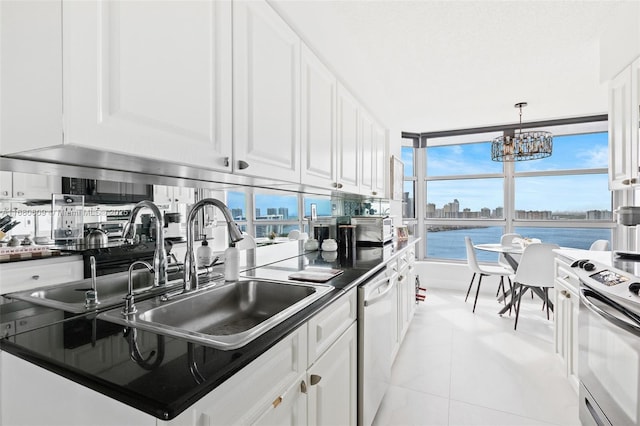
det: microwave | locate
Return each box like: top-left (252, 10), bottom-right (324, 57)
top-left (354, 216), bottom-right (393, 246)
top-left (62, 178), bottom-right (153, 205)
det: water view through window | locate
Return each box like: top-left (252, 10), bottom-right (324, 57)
top-left (422, 131), bottom-right (612, 261)
top-left (427, 226), bottom-right (611, 262)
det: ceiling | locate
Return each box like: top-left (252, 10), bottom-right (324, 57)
top-left (269, 0), bottom-right (631, 135)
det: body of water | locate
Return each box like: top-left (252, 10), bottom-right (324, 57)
top-left (426, 226), bottom-right (612, 262)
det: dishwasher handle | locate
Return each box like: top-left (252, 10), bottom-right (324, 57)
top-left (364, 275), bottom-right (394, 307)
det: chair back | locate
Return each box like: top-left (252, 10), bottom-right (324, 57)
top-left (589, 239), bottom-right (609, 251)
top-left (499, 233), bottom-right (521, 269)
top-left (513, 243), bottom-right (559, 288)
top-left (465, 236), bottom-right (484, 274)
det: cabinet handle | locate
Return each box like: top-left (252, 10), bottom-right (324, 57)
top-left (237, 160), bottom-right (249, 170)
top-left (300, 380), bottom-right (307, 394)
top-left (272, 396), bottom-right (283, 408)
top-left (223, 156), bottom-right (230, 167)
top-left (337, 183), bottom-right (343, 189)
top-left (398, 275), bottom-right (404, 281)
top-left (310, 374), bottom-right (322, 386)
top-left (372, 191), bottom-right (377, 196)
top-left (623, 179), bottom-right (631, 185)
top-left (32, 275), bottom-right (40, 280)
top-left (1, 191), bottom-right (8, 196)
top-left (631, 178), bottom-right (638, 184)
top-left (16, 191), bottom-right (24, 196)
top-left (19, 320), bottom-right (27, 326)
top-left (560, 290), bottom-right (570, 298)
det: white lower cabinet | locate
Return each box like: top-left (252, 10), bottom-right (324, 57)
top-left (307, 323), bottom-right (357, 426)
top-left (167, 290), bottom-right (357, 426)
top-left (553, 256), bottom-right (580, 393)
top-left (0, 255), bottom-right (84, 295)
top-left (0, 352), bottom-right (157, 426)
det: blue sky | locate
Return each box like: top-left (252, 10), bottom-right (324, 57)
top-left (409, 132), bottom-right (611, 212)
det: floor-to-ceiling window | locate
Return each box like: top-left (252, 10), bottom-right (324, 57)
top-left (403, 119), bottom-right (614, 262)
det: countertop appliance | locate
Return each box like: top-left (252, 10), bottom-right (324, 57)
top-left (358, 265), bottom-right (396, 426)
top-left (62, 177), bottom-right (153, 205)
top-left (353, 216), bottom-right (393, 246)
top-left (576, 259), bottom-right (640, 426)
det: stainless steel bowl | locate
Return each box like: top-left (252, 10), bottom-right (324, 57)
top-left (616, 206), bottom-right (640, 226)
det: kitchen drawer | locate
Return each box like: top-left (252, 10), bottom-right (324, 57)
top-left (307, 288), bottom-right (357, 365)
top-left (0, 256), bottom-right (84, 295)
top-left (554, 258), bottom-right (580, 296)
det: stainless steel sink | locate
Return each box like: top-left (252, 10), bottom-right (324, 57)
top-left (7, 269), bottom-right (183, 313)
top-left (98, 279), bottom-right (334, 350)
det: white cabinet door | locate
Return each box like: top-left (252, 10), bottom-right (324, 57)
top-left (300, 43), bottom-right (337, 189)
top-left (568, 290), bottom-right (580, 392)
top-left (173, 186), bottom-right (195, 204)
top-left (360, 111), bottom-right (374, 195)
top-left (12, 172), bottom-right (60, 200)
top-left (233, 0), bottom-right (300, 183)
top-left (608, 65), bottom-right (636, 189)
top-left (336, 84), bottom-right (360, 193)
top-left (153, 185), bottom-right (174, 205)
top-left (154, 185), bottom-right (195, 205)
top-left (63, 0), bottom-right (232, 171)
top-left (307, 323), bottom-right (357, 426)
top-left (252, 374), bottom-right (307, 426)
top-left (554, 286), bottom-right (569, 366)
top-left (633, 57), bottom-right (640, 186)
top-left (372, 123), bottom-right (387, 197)
top-left (0, 0), bottom-right (63, 155)
top-left (0, 171), bottom-right (12, 199)
top-left (167, 326), bottom-right (307, 426)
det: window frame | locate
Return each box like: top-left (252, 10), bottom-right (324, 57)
top-left (403, 119), bottom-right (615, 262)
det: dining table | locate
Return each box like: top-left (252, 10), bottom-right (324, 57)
top-left (473, 242), bottom-right (553, 315)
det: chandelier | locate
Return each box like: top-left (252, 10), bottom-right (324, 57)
top-left (491, 102), bottom-right (552, 162)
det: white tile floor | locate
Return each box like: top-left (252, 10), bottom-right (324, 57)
top-left (373, 288), bottom-right (580, 426)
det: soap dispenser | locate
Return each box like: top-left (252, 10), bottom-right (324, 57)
top-left (224, 243), bottom-right (239, 281)
top-left (196, 234), bottom-right (214, 267)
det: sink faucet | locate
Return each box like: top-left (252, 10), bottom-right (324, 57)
top-left (124, 200), bottom-right (168, 287)
top-left (122, 260), bottom-right (153, 317)
top-left (184, 198), bottom-right (244, 292)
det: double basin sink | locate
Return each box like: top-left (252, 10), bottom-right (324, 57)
top-left (8, 270), bottom-right (334, 350)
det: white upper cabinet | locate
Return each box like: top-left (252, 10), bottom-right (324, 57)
top-left (62, 0), bottom-right (233, 172)
top-left (300, 44), bottom-right (337, 189)
top-left (360, 111), bottom-right (374, 195)
top-left (233, 0), bottom-right (301, 182)
top-left (372, 123), bottom-right (388, 197)
top-left (609, 57), bottom-right (640, 190)
top-left (336, 84), bottom-right (360, 193)
top-left (0, 0), bottom-right (63, 154)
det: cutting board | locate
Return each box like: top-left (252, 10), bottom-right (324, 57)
top-left (288, 268), bottom-right (344, 283)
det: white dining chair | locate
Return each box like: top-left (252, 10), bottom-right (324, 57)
top-left (498, 233), bottom-right (521, 272)
top-left (464, 237), bottom-right (513, 313)
top-left (589, 239), bottom-right (609, 251)
top-left (512, 243), bottom-right (560, 330)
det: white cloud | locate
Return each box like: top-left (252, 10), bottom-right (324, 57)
top-left (577, 146), bottom-right (608, 168)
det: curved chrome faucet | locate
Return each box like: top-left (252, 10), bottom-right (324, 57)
top-left (122, 260), bottom-right (153, 317)
top-left (184, 198), bottom-right (244, 292)
top-left (124, 200), bottom-right (168, 287)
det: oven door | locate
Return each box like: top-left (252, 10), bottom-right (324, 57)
top-left (579, 286), bottom-right (640, 426)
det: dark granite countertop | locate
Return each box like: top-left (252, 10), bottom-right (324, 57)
top-left (0, 238), bottom-right (419, 420)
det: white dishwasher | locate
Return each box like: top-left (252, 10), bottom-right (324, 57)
top-left (358, 265), bottom-right (397, 426)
